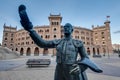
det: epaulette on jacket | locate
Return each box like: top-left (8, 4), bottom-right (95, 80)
top-left (53, 39), bottom-right (62, 45)
top-left (72, 39), bottom-right (83, 48)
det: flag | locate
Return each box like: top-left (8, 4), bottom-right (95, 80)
top-left (107, 16), bottom-right (110, 18)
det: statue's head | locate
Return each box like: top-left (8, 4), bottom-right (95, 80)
top-left (63, 23), bottom-right (74, 35)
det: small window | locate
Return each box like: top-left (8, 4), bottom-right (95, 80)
top-left (102, 42), bottom-right (105, 44)
top-left (83, 42), bottom-right (85, 44)
top-left (54, 35), bottom-right (56, 38)
top-left (4, 44), bottom-right (7, 46)
top-left (57, 22), bottom-right (59, 25)
top-left (45, 35), bottom-right (47, 38)
top-left (86, 32), bottom-right (89, 35)
top-left (11, 38), bottom-right (13, 41)
top-left (31, 41), bottom-right (34, 44)
top-left (95, 33), bottom-right (97, 34)
top-left (101, 32), bottom-right (104, 34)
top-left (41, 35), bottom-right (43, 38)
top-left (5, 33), bottom-right (8, 36)
top-left (54, 28), bottom-right (57, 31)
top-left (11, 34), bottom-right (13, 37)
top-left (5, 38), bottom-right (7, 40)
top-left (61, 35), bottom-right (64, 38)
top-left (81, 31), bottom-right (85, 34)
top-left (75, 30), bottom-right (79, 33)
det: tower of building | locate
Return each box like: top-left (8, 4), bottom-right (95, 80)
top-left (2, 24), bottom-right (17, 51)
top-left (48, 14), bottom-right (62, 39)
top-left (104, 18), bottom-right (113, 55)
top-left (92, 16), bottom-right (112, 56)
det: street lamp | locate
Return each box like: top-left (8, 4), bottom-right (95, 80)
top-left (106, 38), bottom-right (110, 58)
top-left (107, 45), bottom-right (110, 58)
top-left (118, 44), bottom-right (120, 57)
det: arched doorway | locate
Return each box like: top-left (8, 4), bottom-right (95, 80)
top-left (20, 48), bottom-right (24, 55)
top-left (43, 48), bottom-right (48, 55)
top-left (103, 48), bottom-right (106, 56)
top-left (87, 47), bottom-right (90, 55)
top-left (16, 48), bottom-right (18, 51)
top-left (26, 47), bottom-right (31, 56)
top-left (93, 48), bottom-right (95, 55)
top-left (34, 47), bottom-right (39, 56)
top-left (53, 48), bottom-right (56, 56)
top-left (97, 48), bottom-right (100, 55)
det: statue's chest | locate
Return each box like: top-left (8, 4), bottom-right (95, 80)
top-left (56, 40), bottom-right (76, 53)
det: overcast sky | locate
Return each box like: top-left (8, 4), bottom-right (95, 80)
top-left (0, 0), bottom-right (120, 44)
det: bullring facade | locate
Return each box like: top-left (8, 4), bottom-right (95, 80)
top-left (2, 14), bottom-right (112, 56)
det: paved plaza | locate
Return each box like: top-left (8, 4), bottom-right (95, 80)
top-left (0, 53), bottom-right (120, 80)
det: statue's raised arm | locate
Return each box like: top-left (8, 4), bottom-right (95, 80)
top-left (18, 4), bottom-right (59, 48)
top-left (18, 4), bottom-right (33, 31)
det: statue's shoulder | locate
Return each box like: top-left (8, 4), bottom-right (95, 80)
top-left (72, 39), bottom-right (83, 47)
top-left (53, 39), bottom-right (62, 45)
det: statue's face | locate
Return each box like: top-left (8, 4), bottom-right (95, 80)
top-left (63, 23), bottom-right (73, 35)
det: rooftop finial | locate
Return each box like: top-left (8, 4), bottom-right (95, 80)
top-left (104, 16), bottom-right (110, 24)
top-left (92, 25), bottom-right (94, 28)
top-left (3, 23), bottom-right (6, 27)
top-left (106, 16), bottom-right (110, 21)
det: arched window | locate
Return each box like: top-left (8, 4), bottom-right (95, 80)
top-left (57, 22), bottom-right (59, 25)
top-left (81, 31), bottom-right (85, 35)
top-left (101, 32), bottom-right (104, 35)
top-left (4, 44), bottom-right (7, 46)
top-left (31, 41), bottom-right (34, 44)
top-left (5, 33), bottom-right (8, 36)
top-left (75, 30), bottom-right (79, 33)
top-left (61, 35), bottom-right (64, 38)
top-left (102, 42), bottom-right (105, 44)
top-left (54, 28), bottom-right (57, 31)
top-left (54, 35), bottom-right (56, 38)
top-left (5, 38), bottom-right (7, 40)
top-left (86, 32), bottom-right (89, 35)
top-left (11, 38), bottom-right (13, 41)
top-left (11, 33), bottom-right (13, 37)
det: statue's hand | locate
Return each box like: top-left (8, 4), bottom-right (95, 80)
top-left (69, 64), bottom-right (80, 75)
top-left (18, 4), bottom-right (33, 31)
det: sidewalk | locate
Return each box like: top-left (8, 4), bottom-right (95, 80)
top-left (88, 53), bottom-right (120, 80)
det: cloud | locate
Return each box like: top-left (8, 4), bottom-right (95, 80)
top-left (114, 30), bottom-right (120, 34)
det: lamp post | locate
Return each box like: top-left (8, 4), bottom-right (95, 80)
top-left (118, 44), bottom-right (120, 58)
top-left (107, 45), bottom-right (110, 58)
top-left (106, 39), bottom-right (110, 58)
